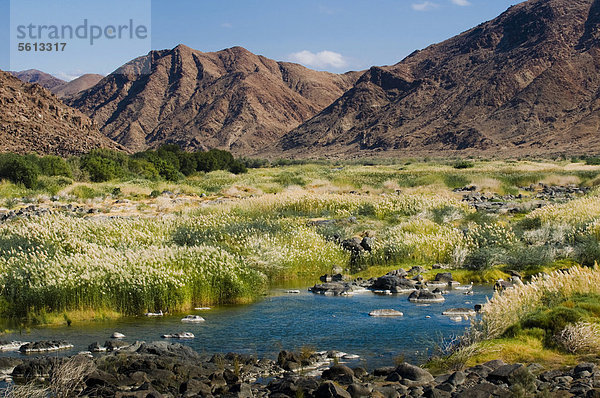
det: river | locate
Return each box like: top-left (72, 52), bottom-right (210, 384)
top-left (1, 286), bottom-right (493, 369)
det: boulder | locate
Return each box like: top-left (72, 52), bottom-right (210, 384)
top-left (393, 363), bottom-right (434, 387)
top-left (19, 340), bottom-right (73, 353)
top-left (487, 364), bottom-right (532, 385)
top-left (347, 383), bottom-right (371, 398)
top-left (408, 266), bottom-right (426, 275)
top-left (368, 309), bottom-right (404, 317)
top-left (371, 275), bottom-right (415, 291)
top-left (442, 308), bottom-right (476, 317)
top-left (360, 237), bottom-right (374, 251)
top-left (386, 269), bottom-right (408, 278)
top-left (321, 365), bottom-right (355, 384)
top-left (315, 380), bottom-right (352, 398)
top-left (434, 273), bottom-right (453, 283)
top-left (408, 290), bottom-right (445, 303)
top-left (342, 238), bottom-right (364, 253)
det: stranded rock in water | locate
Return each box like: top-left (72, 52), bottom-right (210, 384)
top-left (181, 315), bottom-right (205, 323)
top-left (162, 332), bottom-right (195, 339)
top-left (408, 290), bottom-right (445, 303)
top-left (19, 341), bottom-right (73, 354)
top-left (442, 308), bottom-right (477, 317)
top-left (369, 309), bottom-right (404, 317)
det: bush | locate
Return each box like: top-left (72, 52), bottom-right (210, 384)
top-left (80, 149), bottom-right (128, 182)
top-left (574, 237), bottom-right (600, 267)
top-left (453, 160), bottom-right (474, 169)
top-left (464, 247), bottom-right (506, 270)
top-left (0, 154), bottom-right (40, 188)
top-left (70, 185), bottom-right (101, 199)
top-left (522, 306), bottom-right (588, 338)
top-left (442, 174), bottom-right (470, 189)
top-left (555, 321), bottom-right (600, 354)
top-left (506, 245), bottom-right (555, 271)
top-left (38, 155), bottom-right (72, 178)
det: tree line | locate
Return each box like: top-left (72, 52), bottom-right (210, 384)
top-left (0, 145), bottom-right (247, 188)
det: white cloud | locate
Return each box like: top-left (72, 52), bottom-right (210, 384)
top-left (221, 22), bottom-right (233, 28)
top-left (288, 50), bottom-right (348, 69)
top-left (411, 1), bottom-right (439, 11)
top-left (451, 0), bottom-right (471, 6)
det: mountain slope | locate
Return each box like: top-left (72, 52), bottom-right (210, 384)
top-left (0, 70), bottom-right (123, 156)
top-left (9, 69), bottom-right (66, 91)
top-left (69, 45), bottom-right (360, 154)
top-left (278, 0), bottom-right (600, 157)
top-left (53, 74), bottom-right (104, 99)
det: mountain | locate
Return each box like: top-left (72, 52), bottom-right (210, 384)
top-left (278, 0), bottom-right (600, 158)
top-left (53, 74), bottom-right (104, 99)
top-left (68, 45), bottom-right (360, 154)
top-left (0, 70), bottom-right (123, 156)
top-left (10, 69), bottom-right (66, 91)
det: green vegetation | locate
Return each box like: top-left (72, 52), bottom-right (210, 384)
top-left (429, 266), bottom-right (600, 372)
top-left (0, 156), bottom-right (600, 326)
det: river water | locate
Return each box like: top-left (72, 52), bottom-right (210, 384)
top-left (1, 286), bottom-right (493, 368)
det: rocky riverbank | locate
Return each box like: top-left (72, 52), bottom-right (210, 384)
top-left (1, 341), bottom-right (598, 397)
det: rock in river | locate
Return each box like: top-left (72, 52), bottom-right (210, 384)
top-left (369, 309), bottom-right (404, 317)
top-left (181, 315), bottom-right (205, 323)
top-left (19, 340), bottom-right (73, 354)
top-left (162, 332), bottom-right (195, 339)
top-left (408, 289), bottom-right (445, 303)
top-left (442, 308), bottom-right (476, 317)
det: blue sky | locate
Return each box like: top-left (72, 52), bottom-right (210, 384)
top-left (0, 0), bottom-right (523, 80)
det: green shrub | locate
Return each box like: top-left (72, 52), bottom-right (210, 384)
top-left (464, 247), bottom-right (506, 270)
top-left (0, 154), bottom-right (40, 188)
top-left (453, 160), bottom-right (474, 169)
top-left (70, 185), bottom-right (101, 199)
top-left (36, 176), bottom-right (73, 195)
top-left (38, 155), bottom-right (72, 178)
top-left (574, 236), bottom-right (600, 267)
top-left (506, 245), bottom-right (555, 271)
top-left (442, 173), bottom-right (470, 189)
top-left (522, 306), bottom-right (588, 339)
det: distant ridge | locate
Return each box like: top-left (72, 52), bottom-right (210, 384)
top-left (10, 69), bottom-right (66, 91)
top-left (0, 70), bottom-right (123, 156)
top-left (68, 45), bottom-right (361, 154)
top-left (277, 0), bottom-right (600, 158)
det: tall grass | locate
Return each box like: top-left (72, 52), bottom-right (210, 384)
top-left (477, 266), bottom-right (600, 339)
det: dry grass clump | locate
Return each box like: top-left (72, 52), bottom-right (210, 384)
top-left (555, 321), bottom-right (600, 354)
top-left (478, 266), bottom-right (600, 339)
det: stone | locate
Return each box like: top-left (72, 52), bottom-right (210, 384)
top-left (322, 365), bottom-right (355, 385)
top-left (342, 238), bottom-right (365, 253)
top-left (434, 273), bottom-right (453, 283)
top-left (576, 363), bottom-right (597, 374)
top-left (347, 383), bottom-right (371, 398)
top-left (369, 309), bottom-right (403, 317)
top-left (315, 381), bottom-right (352, 398)
top-left (408, 290), bottom-right (445, 303)
top-left (394, 363), bottom-right (434, 386)
top-left (448, 371), bottom-right (466, 386)
top-left (230, 382), bottom-right (254, 398)
top-left (360, 237), bottom-right (374, 251)
top-left (487, 364), bottom-right (532, 385)
top-left (179, 379), bottom-right (211, 397)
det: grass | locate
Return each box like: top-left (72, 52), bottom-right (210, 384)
top-left (2, 159), bottom-right (600, 325)
top-left (465, 335), bottom-right (577, 369)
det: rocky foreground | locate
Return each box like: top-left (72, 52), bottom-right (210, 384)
top-left (1, 341), bottom-right (599, 397)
